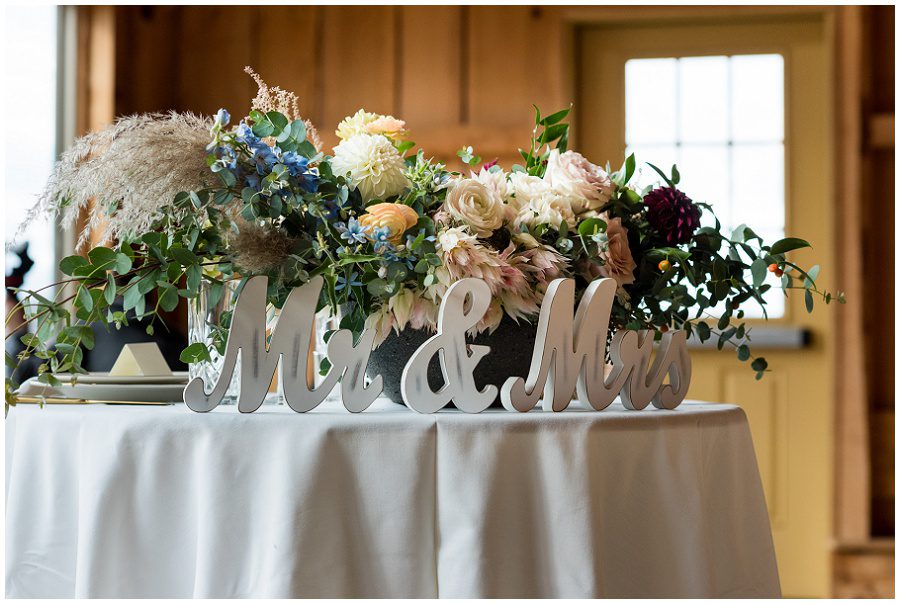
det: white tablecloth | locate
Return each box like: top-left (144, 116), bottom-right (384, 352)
top-left (5, 399), bottom-right (779, 598)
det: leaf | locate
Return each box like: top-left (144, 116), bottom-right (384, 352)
top-left (646, 162), bottom-right (674, 188)
top-left (539, 107), bottom-right (570, 126)
top-left (186, 264), bottom-right (202, 294)
top-left (170, 247), bottom-right (198, 266)
top-left (19, 333), bottom-right (41, 349)
top-left (737, 344), bottom-right (750, 361)
top-left (804, 264), bottom-right (820, 287)
top-left (577, 217), bottom-right (607, 237)
top-left (114, 252), bottom-right (133, 274)
top-left (104, 274), bottom-right (116, 305)
top-left (751, 258), bottom-right (768, 288)
top-left (266, 111), bottom-right (289, 133)
top-left (751, 357), bottom-right (768, 372)
top-left (179, 342), bottom-right (211, 364)
top-left (159, 284), bottom-right (179, 312)
top-left (712, 258), bottom-right (728, 281)
top-left (670, 164), bottom-right (680, 185)
top-left (60, 255), bottom-right (89, 276)
top-left (87, 246), bottom-right (118, 268)
top-left (696, 321), bottom-right (711, 342)
top-left (76, 286), bottom-right (94, 312)
top-left (770, 237), bottom-right (811, 255)
top-left (123, 285), bottom-right (143, 311)
top-left (805, 289), bottom-right (814, 313)
top-left (623, 153), bottom-right (636, 184)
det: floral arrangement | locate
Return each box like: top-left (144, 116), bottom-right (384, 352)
top-left (6, 69), bottom-right (843, 402)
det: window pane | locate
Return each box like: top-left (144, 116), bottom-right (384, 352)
top-left (625, 58), bottom-right (677, 144)
top-left (678, 144), bottom-right (731, 227)
top-left (731, 54), bottom-right (784, 142)
top-left (626, 144), bottom-right (678, 191)
top-left (623, 52), bottom-right (786, 319)
top-left (731, 143), bottom-right (784, 232)
top-left (5, 6), bottom-right (58, 294)
top-left (679, 56), bottom-right (729, 143)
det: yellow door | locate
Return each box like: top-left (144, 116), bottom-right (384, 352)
top-left (577, 16), bottom-right (834, 597)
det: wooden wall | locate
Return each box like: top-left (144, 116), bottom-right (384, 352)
top-left (114, 6), bottom-right (567, 168)
top-left (859, 5), bottom-right (894, 539)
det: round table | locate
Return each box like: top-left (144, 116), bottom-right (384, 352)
top-left (5, 398), bottom-right (780, 598)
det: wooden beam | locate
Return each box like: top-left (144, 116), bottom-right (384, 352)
top-left (867, 113), bottom-right (894, 149)
top-left (832, 5), bottom-right (871, 545)
top-left (74, 6), bottom-right (116, 251)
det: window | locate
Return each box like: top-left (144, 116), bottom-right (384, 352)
top-left (625, 54), bottom-right (785, 318)
top-left (5, 5), bottom-right (60, 295)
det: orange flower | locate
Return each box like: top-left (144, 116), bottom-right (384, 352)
top-left (358, 203), bottom-right (419, 245)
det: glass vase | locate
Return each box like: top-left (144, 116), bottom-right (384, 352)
top-left (187, 280), bottom-right (242, 405)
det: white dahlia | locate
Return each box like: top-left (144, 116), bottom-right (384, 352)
top-left (331, 134), bottom-right (410, 202)
top-left (335, 109), bottom-right (378, 140)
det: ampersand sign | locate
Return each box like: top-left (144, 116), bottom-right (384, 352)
top-left (400, 279), bottom-right (497, 413)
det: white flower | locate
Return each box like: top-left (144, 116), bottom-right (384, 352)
top-left (437, 225), bottom-right (478, 253)
top-left (508, 172), bottom-right (578, 229)
top-left (437, 226), bottom-right (505, 294)
top-left (443, 178), bottom-right (504, 237)
top-left (331, 134), bottom-right (410, 202)
top-left (473, 167), bottom-right (510, 201)
top-left (508, 171), bottom-right (548, 205)
top-left (335, 109), bottom-right (378, 140)
top-left (544, 149), bottom-right (615, 214)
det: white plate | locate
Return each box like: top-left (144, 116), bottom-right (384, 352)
top-left (53, 372), bottom-right (189, 385)
top-left (57, 381), bottom-right (187, 403)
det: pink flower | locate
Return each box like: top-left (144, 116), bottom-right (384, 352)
top-left (597, 216), bottom-right (636, 288)
top-left (544, 149), bottom-right (615, 214)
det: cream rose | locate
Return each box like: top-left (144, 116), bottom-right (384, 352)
top-left (511, 174), bottom-right (577, 230)
top-left (358, 202), bottom-right (419, 244)
top-left (443, 178), bottom-right (504, 237)
top-left (597, 216), bottom-right (636, 288)
top-left (544, 149), bottom-right (615, 214)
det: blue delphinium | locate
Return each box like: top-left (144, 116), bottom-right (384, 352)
top-left (212, 145), bottom-right (238, 172)
top-left (234, 121), bottom-right (256, 145)
top-left (251, 142), bottom-right (277, 175)
top-left (280, 151), bottom-right (318, 192)
top-left (336, 217), bottom-right (370, 245)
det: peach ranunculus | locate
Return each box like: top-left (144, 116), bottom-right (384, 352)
top-left (358, 202), bottom-right (419, 245)
top-left (443, 178), bottom-right (505, 237)
top-left (365, 116), bottom-right (407, 139)
top-left (597, 216), bottom-right (636, 288)
top-left (544, 149), bottom-right (615, 214)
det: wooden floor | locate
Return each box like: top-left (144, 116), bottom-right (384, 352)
top-left (833, 540), bottom-right (895, 598)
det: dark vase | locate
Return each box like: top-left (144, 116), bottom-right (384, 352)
top-left (366, 315), bottom-right (538, 406)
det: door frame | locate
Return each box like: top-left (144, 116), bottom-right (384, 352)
top-left (563, 7), bottom-right (841, 597)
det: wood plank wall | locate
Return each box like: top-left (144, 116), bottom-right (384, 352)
top-left (859, 5), bottom-right (894, 540)
top-left (114, 6), bottom-right (567, 169)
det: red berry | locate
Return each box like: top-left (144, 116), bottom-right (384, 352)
top-left (767, 263), bottom-right (779, 273)
top-left (774, 268), bottom-right (784, 278)
top-left (660, 324), bottom-right (669, 333)
top-left (658, 259), bottom-right (672, 271)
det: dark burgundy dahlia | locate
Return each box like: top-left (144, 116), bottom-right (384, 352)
top-left (643, 187), bottom-right (701, 245)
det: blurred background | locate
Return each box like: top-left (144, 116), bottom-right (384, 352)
top-left (4, 5), bottom-right (894, 597)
